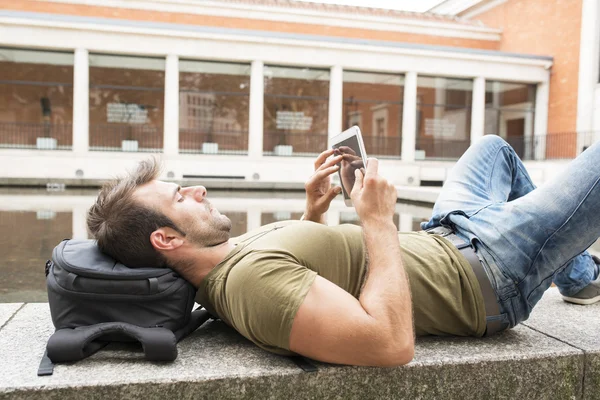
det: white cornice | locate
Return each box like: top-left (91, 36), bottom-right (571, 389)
top-left (0, 14), bottom-right (550, 67)
top-left (33, 0), bottom-right (502, 41)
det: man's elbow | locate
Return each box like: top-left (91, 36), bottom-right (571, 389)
top-left (375, 337), bottom-right (415, 367)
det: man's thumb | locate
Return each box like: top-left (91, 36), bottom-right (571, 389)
top-left (352, 168), bottom-right (363, 192)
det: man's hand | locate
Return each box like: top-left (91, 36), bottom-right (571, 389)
top-left (303, 149), bottom-right (343, 224)
top-left (350, 158), bottom-right (397, 226)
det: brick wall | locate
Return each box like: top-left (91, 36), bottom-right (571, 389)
top-left (473, 0), bottom-right (583, 156)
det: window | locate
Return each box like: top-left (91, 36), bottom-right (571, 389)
top-left (485, 81), bottom-right (536, 159)
top-left (179, 60), bottom-right (250, 155)
top-left (0, 48), bottom-right (74, 150)
top-left (263, 66), bottom-right (330, 156)
top-left (416, 76), bottom-right (472, 160)
top-left (343, 71), bottom-right (404, 157)
top-left (89, 54), bottom-right (165, 152)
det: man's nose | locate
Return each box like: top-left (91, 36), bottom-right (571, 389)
top-left (181, 185), bottom-right (207, 201)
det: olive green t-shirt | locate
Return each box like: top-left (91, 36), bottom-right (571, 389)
top-left (195, 221), bottom-right (486, 356)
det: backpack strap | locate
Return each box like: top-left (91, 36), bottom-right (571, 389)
top-left (173, 308), bottom-right (213, 342)
top-left (41, 322), bottom-right (178, 376)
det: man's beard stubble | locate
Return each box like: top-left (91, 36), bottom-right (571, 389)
top-left (186, 201), bottom-right (232, 248)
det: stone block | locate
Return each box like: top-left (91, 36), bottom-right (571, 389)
top-left (0, 300), bottom-right (584, 400)
top-left (524, 287), bottom-right (600, 400)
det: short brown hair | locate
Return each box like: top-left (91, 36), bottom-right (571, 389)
top-left (87, 158), bottom-right (182, 268)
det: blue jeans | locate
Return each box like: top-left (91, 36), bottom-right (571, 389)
top-left (421, 135), bottom-right (600, 328)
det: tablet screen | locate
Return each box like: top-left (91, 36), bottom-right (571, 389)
top-left (332, 135), bottom-right (366, 200)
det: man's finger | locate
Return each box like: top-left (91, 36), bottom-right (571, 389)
top-left (364, 158), bottom-right (379, 177)
top-left (352, 167), bottom-right (364, 195)
top-left (314, 149), bottom-right (335, 169)
top-left (317, 155), bottom-right (343, 171)
top-left (313, 165), bottom-right (339, 181)
top-left (323, 185), bottom-right (342, 203)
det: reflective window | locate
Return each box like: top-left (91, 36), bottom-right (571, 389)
top-left (343, 71), bottom-right (404, 158)
top-left (0, 48), bottom-right (73, 150)
top-left (263, 66), bottom-right (329, 156)
top-left (1, 210), bottom-right (72, 302)
top-left (89, 54), bottom-right (165, 152)
top-left (261, 211), bottom-right (304, 225)
top-left (179, 60), bottom-right (250, 155)
top-left (416, 77), bottom-right (473, 160)
top-left (226, 212), bottom-right (248, 238)
top-left (485, 81), bottom-right (536, 159)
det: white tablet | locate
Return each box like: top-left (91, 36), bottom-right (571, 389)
top-left (328, 126), bottom-right (368, 207)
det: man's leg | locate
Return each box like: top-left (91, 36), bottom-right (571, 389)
top-left (446, 139), bottom-right (600, 325)
top-left (422, 135), bottom-right (598, 299)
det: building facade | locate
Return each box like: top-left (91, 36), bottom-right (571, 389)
top-left (0, 0), bottom-right (598, 186)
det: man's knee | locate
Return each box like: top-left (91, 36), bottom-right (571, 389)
top-left (476, 134), bottom-right (508, 148)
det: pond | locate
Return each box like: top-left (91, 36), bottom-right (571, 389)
top-left (0, 188), bottom-right (434, 303)
top-left (2, 188), bottom-right (598, 303)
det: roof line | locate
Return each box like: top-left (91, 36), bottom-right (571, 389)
top-left (0, 10), bottom-right (553, 62)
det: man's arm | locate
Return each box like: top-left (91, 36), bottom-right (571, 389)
top-left (302, 149), bottom-right (342, 224)
top-left (290, 159), bottom-right (414, 367)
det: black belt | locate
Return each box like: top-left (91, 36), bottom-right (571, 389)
top-left (426, 226), bottom-right (506, 336)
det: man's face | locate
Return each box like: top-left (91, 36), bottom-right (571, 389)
top-left (134, 180), bottom-right (232, 248)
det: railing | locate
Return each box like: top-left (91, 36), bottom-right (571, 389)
top-left (263, 132), bottom-right (328, 156)
top-left (362, 135), bottom-right (402, 158)
top-left (505, 131), bottom-right (598, 161)
top-left (0, 122), bottom-right (72, 150)
top-left (179, 129), bottom-right (248, 155)
top-left (415, 137), bottom-right (471, 160)
top-left (89, 124), bottom-right (163, 152)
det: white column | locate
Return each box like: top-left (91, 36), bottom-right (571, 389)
top-left (72, 48), bottom-right (89, 154)
top-left (594, 87), bottom-right (600, 143)
top-left (399, 213), bottom-right (413, 232)
top-left (246, 206), bottom-right (262, 231)
top-left (163, 55), bottom-right (179, 156)
top-left (327, 209), bottom-right (340, 226)
top-left (72, 205), bottom-right (89, 240)
top-left (576, 0), bottom-right (599, 135)
top-left (248, 61), bottom-right (264, 159)
top-left (401, 72), bottom-right (418, 162)
top-left (470, 77), bottom-right (486, 144)
top-left (328, 65), bottom-right (343, 138)
top-left (534, 81), bottom-right (550, 160)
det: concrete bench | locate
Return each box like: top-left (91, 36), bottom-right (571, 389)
top-left (0, 288), bottom-right (598, 400)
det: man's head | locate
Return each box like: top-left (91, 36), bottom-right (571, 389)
top-left (87, 158), bottom-right (232, 269)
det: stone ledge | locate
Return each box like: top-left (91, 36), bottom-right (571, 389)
top-left (0, 288), bottom-right (597, 400)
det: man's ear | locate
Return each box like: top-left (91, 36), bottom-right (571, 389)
top-left (150, 227), bottom-right (185, 252)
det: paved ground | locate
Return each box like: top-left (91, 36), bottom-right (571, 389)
top-left (0, 288), bottom-right (598, 399)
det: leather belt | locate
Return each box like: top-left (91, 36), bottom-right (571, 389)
top-left (426, 226), bottom-right (507, 336)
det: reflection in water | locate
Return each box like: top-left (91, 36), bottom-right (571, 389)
top-left (2, 189), bottom-right (599, 303)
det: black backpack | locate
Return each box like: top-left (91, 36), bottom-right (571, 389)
top-left (38, 239), bottom-right (213, 376)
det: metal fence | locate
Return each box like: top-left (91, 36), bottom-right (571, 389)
top-left (0, 122), bottom-right (73, 150)
top-left (88, 124), bottom-right (163, 152)
top-left (263, 132), bottom-right (328, 156)
top-left (179, 129), bottom-right (248, 155)
top-left (362, 135), bottom-right (402, 158)
top-left (415, 137), bottom-right (471, 160)
top-left (507, 131), bottom-right (597, 161)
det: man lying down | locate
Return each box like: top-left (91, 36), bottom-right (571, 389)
top-left (87, 135), bottom-right (600, 367)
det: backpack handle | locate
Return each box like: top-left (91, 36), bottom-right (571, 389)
top-left (47, 322), bottom-right (178, 363)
